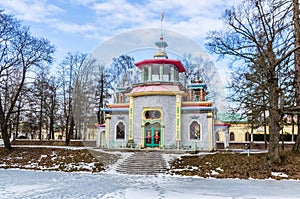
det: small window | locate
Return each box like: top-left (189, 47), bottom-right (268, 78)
top-left (230, 132), bottom-right (235, 141)
top-left (190, 121), bottom-right (201, 140)
top-left (215, 131), bottom-right (220, 141)
top-left (145, 110), bottom-right (161, 119)
top-left (116, 122), bottom-right (125, 139)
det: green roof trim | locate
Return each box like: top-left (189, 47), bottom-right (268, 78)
top-left (216, 112), bottom-right (248, 123)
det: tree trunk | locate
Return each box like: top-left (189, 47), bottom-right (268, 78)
top-left (0, 102), bottom-right (12, 150)
top-left (69, 116), bottom-right (75, 139)
top-left (293, 0), bottom-right (300, 152)
top-left (267, 40), bottom-right (281, 163)
top-left (1, 124), bottom-right (12, 150)
top-left (268, 84), bottom-right (281, 162)
top-left (15, 100), bottom-right (22, 139)
top-left (39, 94), bottom-right (43, 140)
top-left (49, 94), bottom-right (55, 140)
top-left (65, 117), bottom-right (70, 146)
top-left (97, 72), bottom-right (104, 124)
top-left (49, 116), bottom-right (54, 140)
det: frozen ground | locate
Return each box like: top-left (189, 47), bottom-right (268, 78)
top-left (1, 169), bottom-right (300, 199)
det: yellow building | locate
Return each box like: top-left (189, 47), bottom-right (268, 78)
top-left (214, 113), bottom-right (298, 148)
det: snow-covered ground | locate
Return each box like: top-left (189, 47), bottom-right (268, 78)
top-left (1, 169), bottom-right (300, 199)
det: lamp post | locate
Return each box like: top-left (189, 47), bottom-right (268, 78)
top-left (247, 113), bottom-right (254, 144)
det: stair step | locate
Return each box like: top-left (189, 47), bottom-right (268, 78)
top-left (116, 152), bottom-right (168, 175)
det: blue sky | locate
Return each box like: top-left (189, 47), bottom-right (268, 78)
top-left (0, 0), bottom-right (239, 66)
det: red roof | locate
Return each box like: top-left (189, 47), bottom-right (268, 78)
top-left (135, 59), bottom-right (186, 72)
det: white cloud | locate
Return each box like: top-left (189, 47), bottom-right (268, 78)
top-left (0, 0), bottom-right (241, 65)
top-left (69, 0), bottom-right (96, 6)
top-left (54, 22), bottom-right (97, 34)
top-left (0, 0), bottom-right (65, 23)
top-left (0, 0), bottom-right (239, 43)
top-left (80, 0), bottom-right (238, 42)
top-left (0, 0), bottom-right (242, 38)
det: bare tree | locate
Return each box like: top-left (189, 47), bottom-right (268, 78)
top-left (46, 78), bottom-right (58, 140)
top-left (107, 55), bottom-right (139, 88)
top-left (292, 0), bottom-right (300, 151)
top-left (180, 54), bottom-right (222, 105)
top-left (57, 52), bottom-right (87, 145)
top-left (0, 12), bottom-right (54, 150)
top-left (72, 55), bottom-right (134, 139)
top-left (206, 0), bottom-right (298, 163)
top-left (72, 57), bottom-right (102, 139)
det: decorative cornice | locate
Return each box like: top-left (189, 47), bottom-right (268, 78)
top-left (182, 101), bottom-right (213, 107)
top-left (126, 91), bottom-right (187, 97)
top-left (107, 103), bottom-right (129, 108)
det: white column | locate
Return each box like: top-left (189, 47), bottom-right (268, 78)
top-left (170, 67), bottom-right (174, 81)
top-left (224, 129), bottom-right (229, 149)
top-left (159, 65), bottom-right (163, 80)
top-left (148, 65), bottom-right (152, 81)
top-left (141, 68), bottom-right (145, 82)
top-left (105, 114), bottom-right (111, 148)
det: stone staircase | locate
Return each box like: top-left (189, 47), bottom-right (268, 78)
top-left (116, 151), bottom-right (168, 175)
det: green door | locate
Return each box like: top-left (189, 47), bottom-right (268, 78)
top-left (145, 122), bottom-right (161, 148)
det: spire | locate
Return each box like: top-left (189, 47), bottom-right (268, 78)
top-left (161, 11), bottom-right (165, 35)
top-left (154, 12), bottom-right (168, 59)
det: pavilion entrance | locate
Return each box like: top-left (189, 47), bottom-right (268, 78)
top-left (145, 122), bottom-right (161, 148)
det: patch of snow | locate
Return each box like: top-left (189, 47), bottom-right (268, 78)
top-left (239, 149), bottom-right (268, 154)
top-left (1, 170), bottom-right (300, 198)
top-left (39, 155), bottom-right (47, 160)
top-left (162, 153), bottom-right (183, 168)
top-left (210, 170), bottom-right (219, 175)
top-left (171, 165), bottom-right (199, 173)
top-left (216, 167), bottom-right (224, 172)
top-left (271, 172), bottom-right (288, 178)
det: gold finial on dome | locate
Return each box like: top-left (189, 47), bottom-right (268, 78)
top-left (154, 12), bottom-right (168, 59)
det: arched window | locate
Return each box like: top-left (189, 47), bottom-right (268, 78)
top-left (190, 121), bottom-right (201, 140)
top-left (116, 122), bottom-right (125, 140)
top-left (245, 132), bottom-right (250, 141)
top-left (229, 132), bottom-right (235, 141)
top-left (145, 110), bottom-right (161, 119)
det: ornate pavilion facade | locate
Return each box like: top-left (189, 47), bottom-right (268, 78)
top-left (100, 33), bottom-right (216, 151)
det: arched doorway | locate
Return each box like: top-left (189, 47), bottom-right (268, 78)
top-left (100, 130), bottom-right (105, 148)
top-left (145, 122), bottom-right (161, 148)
